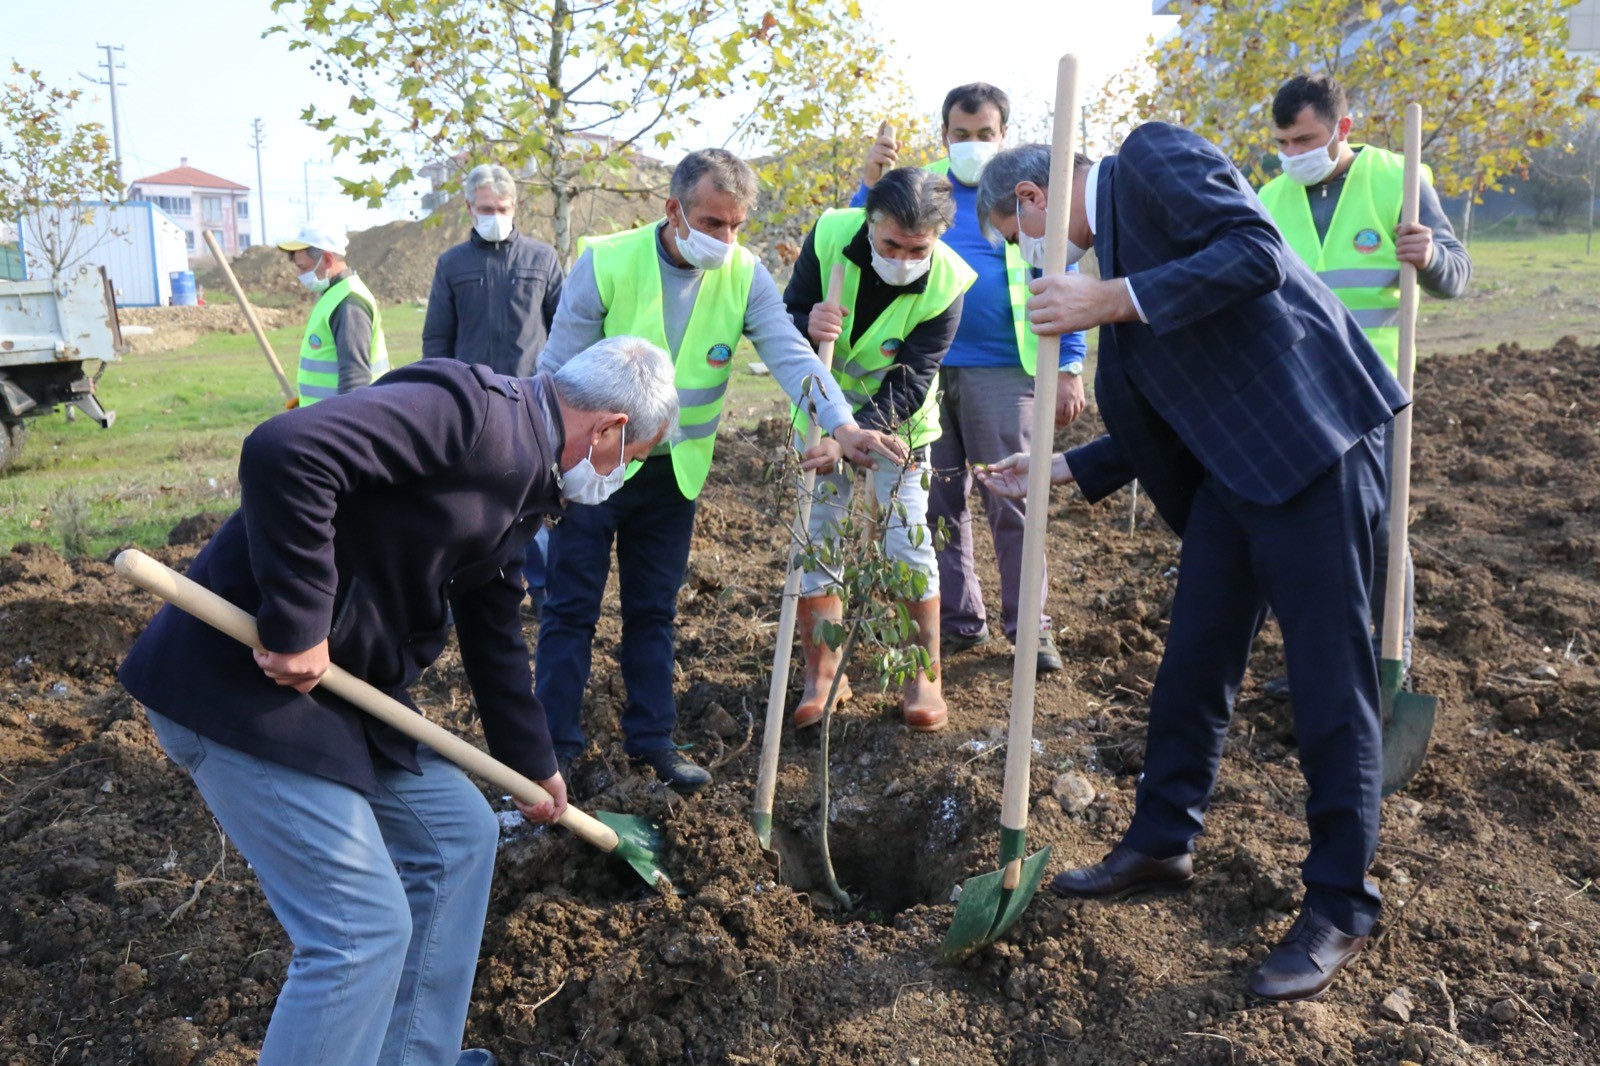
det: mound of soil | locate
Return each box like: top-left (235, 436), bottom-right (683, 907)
top-left (115, 306), bottom-right (298, 356)
top-left (1, 340), bottom-right (1597, 1064)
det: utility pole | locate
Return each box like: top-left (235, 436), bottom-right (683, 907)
top-left (249, 118), bottom-right (268, 244)
top-left (80, 44), bottom-right (127, 196)
top-left (303, 159), bottom-right (331, 223)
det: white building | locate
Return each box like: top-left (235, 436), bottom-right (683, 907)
top-left (127, 159), bottom-right (253, 261)
top-left (17, 202), bottom-right (189, 307)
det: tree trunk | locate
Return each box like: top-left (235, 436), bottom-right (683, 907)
top-left (1460, 179), bottom-right (1476, 247)
top-left (553, 183), bottom-right (574, 265)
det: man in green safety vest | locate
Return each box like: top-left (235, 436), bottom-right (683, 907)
top-left (783, 166), bottom-right (975, 733)
top-left (278, 222), bottom-right (390, 406)
top-left (534, 148), bottom-right (907, 794)
top-left (1258, 74), bottom-right (1470, 696)
top-left (850, 84), bottom-right (1089, 677)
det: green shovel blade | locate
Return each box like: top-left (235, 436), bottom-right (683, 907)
top-left (593, 810), bottom-right (676, 894)
top-left (941, 831), bottom-right (1053, 961)
top-left (1379, 657), bottom-right (1437, 797)
top-left (751, 810), bottom-right (773, 852)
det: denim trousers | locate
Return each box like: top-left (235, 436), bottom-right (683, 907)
top-left (145, 709), bottom-right (499, 1066)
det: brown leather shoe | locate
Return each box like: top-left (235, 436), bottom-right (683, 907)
top-left (1048, 845), bottom-right (1195, 900)
top-left (1248, 908), bottom-right (1368, 1002)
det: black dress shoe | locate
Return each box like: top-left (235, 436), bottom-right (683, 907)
top-left (1049, 845), bottom-right (1195, 900)
top-left (630, 749), bottom-right (712, 793)
top-left (943, 625), bottom-right (991, 655)
top-left (1248, 908), bottom-right (1368, 1002)
top-left (1262, 675), bottom-right (1292, 702)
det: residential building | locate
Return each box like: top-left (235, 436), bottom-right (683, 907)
top-left (128, 159), bottom-right (253, 261)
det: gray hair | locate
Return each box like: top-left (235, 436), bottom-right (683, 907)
top-left (669, 148), bottom-right (759, 211)
top-left (464, 163), bottom-right (517, 203)
top-left (552, 336), bottom-right (679, 445)
top-left (974, 143), bottom-right (1093, 242)
top-left (865, 167), bottom-right (955, 236)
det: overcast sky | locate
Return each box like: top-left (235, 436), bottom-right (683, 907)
top-left (10, 0), bottom-right (1174, 244)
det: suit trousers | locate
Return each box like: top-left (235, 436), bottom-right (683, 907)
top-left (536, 454), bottom-right (697, 760)
top-left (1120, 429), bottom-right (1388, 936)
top-left (144, 710), bottom-right (499, 1066)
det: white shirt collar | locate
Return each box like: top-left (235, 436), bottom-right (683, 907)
top-left (1084, 158), bottom-right (1102, 238)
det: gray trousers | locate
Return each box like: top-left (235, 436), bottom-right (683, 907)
top-left (929, 365), bottom-right (1049, 642)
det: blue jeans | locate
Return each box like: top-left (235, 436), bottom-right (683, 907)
top-left (145, 710), bottom-right (499, 1066)
top-left (536, 455), bottom-right (696, 760)
top-left (1121, 431), bottom-right (1387, 936)
top-left (521, 524), bottom-right (550, 596)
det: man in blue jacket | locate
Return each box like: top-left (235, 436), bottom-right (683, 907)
top-left (976, 129), bottom-right (1408, 1002)
top-left (118, 337), bottom-right (675, 1065)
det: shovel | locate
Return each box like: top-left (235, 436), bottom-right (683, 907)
top-left (1379, 102), bottom-right (1437, 796)
top-left (114, 549), bottom-right (673, 892)
top-left (942, 53), bottom-right (1080, 961)
top-left (753, 263), bottom-right (847, 848)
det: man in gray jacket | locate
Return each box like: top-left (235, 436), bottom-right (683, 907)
top-left (425, 163), bottom-right (566, 614)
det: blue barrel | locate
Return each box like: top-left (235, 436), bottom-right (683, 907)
top-left (169, 270), bottom-right (197, 306)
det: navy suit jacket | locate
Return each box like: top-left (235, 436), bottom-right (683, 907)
top-left (119, 361), bottom-right (567, 794)
top-left (1066, 122), bottom-right (1410, 536)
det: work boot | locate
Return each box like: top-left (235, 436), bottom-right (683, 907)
top-left (793, 594), bottom-right (852, 729)
top-left (1037, 629), bottom-right (1064, 674)
top-left (942, 624), bottom-right (991, 656)
top-left (631, 749), bottom-right (712, 793)
top-left (902, 596), bottom-right (947, 731)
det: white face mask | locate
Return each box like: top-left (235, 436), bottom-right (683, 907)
top-left (868, 226), bottom-right (931, 287)
top-left (559, 424), bottom-right (627, 506)
top-left (474, 212), bottom-right (514, 243)
top-left (298, 267), bottom-right (331, 294)
top-left (947, 140), bottom-right (999, 185)
top-left (1015, 200), bottom-right (1087, 270)
top-left (674, 216), bottom-right (736, 271)
top-left (1279, 127), bottom-right (1340, 186)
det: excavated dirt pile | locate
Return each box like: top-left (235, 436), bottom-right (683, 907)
top-left (0, 339), bottom-right (1596, 1064)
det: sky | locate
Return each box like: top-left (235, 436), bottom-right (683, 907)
top-left (9, 0), bottom-right (1175, 244)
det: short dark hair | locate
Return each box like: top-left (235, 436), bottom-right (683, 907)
top-left (1272, 73), bottom-right (1348, 129)
top-left (864, 167), bottom-right (956, 235)
top-left (670, 148), bottom-right (758, 210)
top-left (942, 83), bottom-right (1010, 130)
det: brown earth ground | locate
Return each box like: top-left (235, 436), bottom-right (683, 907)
top-left (1, 340), bottom-right (1597, 1064)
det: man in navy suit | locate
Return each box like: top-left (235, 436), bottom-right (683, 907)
top-left (974, 125), bottom-right (1409, 1002)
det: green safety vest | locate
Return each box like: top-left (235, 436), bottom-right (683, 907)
top-left (584, 222), bottom-right (754, 501)
top-left (297, 274), bottom-right (390, 405)
top-left (796, 208), bottom-right (976, 450)
top-left (923, 157), bottom-right (1041, 374)
top-left (1258, 145), bottom-right (1431, 375)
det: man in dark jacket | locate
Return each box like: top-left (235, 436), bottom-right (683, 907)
top-left (424, 163), bottom-right (566, 615)
top-left (975, 129), bottom-right (1408, 1003)
top-left (118, 337), bottom-right (675, 1066)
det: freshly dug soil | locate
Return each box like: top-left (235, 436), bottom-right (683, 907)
top-left (1, 339), bottom-right (1597, 1064)
top-left (114, 306), bottom-right (297, 356)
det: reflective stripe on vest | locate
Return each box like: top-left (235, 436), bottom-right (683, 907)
top-left (795, 208), bottom-right (976, 450)
top-left (296, 274), bottom-right (390, 405)
top-left (923, 158), bottom-right (1041, 375)
top-left (584, 222), bottom-right (754, 501)
top-left (1258, 145), bottom-right (1430, 376)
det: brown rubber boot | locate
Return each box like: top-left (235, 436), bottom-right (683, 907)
top-left (902, 595), bottom-right (947, 731)
top-left (792, 594), bottom-right (852, 729)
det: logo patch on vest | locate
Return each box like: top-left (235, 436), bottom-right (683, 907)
top-left (308, 334), bottom-right (323, 349)
top-left (1352, 229), bottom-right (1382, 255)
top-left (879, 338), bottom-right (903, 358)
top-left (706, 343), bottom-right (732, 369)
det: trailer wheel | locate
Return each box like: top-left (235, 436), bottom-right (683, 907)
top-left (0, 420), bottom-right (26, 473)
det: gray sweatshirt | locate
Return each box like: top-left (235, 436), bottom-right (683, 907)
top-left (539, 223), bottom-right (855, 435)
top-left (1308, 148), bottom-right (1472, 300)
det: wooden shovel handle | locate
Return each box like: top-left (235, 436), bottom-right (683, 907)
top-left (999, 54), bottom-right (1080, 888)
top-left (201, 230), bottom-right (297, 405)
top-left (1381, 104), bottom-right (1422, 662)
top-left (113, 549), bottom-right (622, 853)
top-left (754, 264), bottom-right (848, 824)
